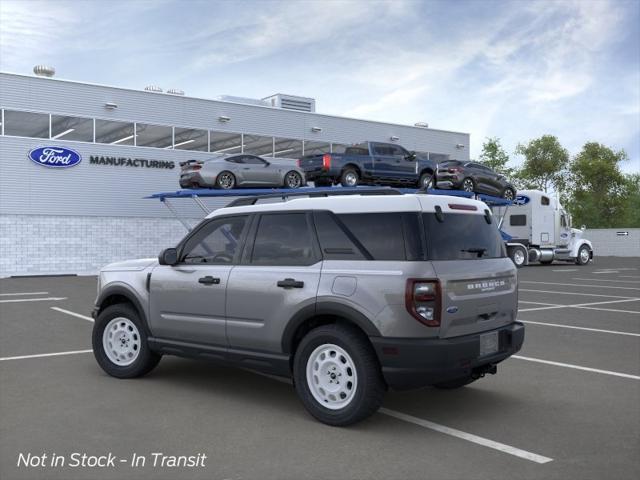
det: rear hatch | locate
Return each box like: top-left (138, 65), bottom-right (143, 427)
top-left (422, 210), bottom-right (518, 339)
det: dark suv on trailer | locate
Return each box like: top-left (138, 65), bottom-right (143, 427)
top-left (436, 160), bottom-right (516, 200)
top-left (92, 191), bottom-right (524, 426)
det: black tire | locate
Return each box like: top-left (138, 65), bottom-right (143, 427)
top-left (433, 376), bottom-right (477, 389)
top-left (284, 171), bottom-right (303, 189)
top-left (340, 168), bottom-right (359, 187)
top-left (92, 304), bottom-right (161, 379)
top-left (314, 178), bottom-right (333, 187)
top-left (216, 171), bottom-right (236, 189)
top-left (293, 324), bottom-right (386, 426)
top-left (461, 177), bottom-right (475, 192)
top-left (575, 245), bottom-right (591, 265)
top-left (502, 187), bottom-right (515, 201)
top-left (418, 171), bottom-right (434, 190)
top-left (508, 246), bottom-right (527, 268)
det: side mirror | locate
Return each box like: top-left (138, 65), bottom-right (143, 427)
top-left (159, 247), bottom-right (178, 266)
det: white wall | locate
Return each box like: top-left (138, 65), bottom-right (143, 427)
top-left (0, 214), bottom-right (196, 277)
top-left (586, 228), bottom-right (640, 257)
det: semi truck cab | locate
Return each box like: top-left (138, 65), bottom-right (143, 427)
top-left (492, 190), bottom-right (593, 267)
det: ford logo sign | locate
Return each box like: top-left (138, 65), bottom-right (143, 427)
top-left (446, 306), bottom-right (459, 314)
top-left (28, 146), bottom-right (82, 168)
top-left (514, 195), bottom-right (530, 205)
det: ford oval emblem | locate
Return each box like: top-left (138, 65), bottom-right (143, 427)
top-left (446, 306), bottom-right (459, 314)
top-left (514, 195), bottom-right (530, 205)
top-left (28, 146), bottom-right (82, 168)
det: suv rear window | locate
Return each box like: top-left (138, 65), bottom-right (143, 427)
top-left (423, 213), bottom-right (505, 260)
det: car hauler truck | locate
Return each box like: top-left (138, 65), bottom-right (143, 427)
top-left (492, 190), bottom-right (593, 267)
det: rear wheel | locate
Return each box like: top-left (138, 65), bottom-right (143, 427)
top-left (340, 168), bottom-right (359, 187)
top-left (576, 245), bottom-right (591, 265)
top-left (418, 172), bottom-right (434, 190)
top-left (293, 324), bottom-right (385, 426)
top-left (92, 304), bottom-right (161, 378)
top-left (461, 177), bottom-right (475, 192)
top-left (216, 171), bottom-right (236, 189)
top-left (284, 171), bottom-right (303, 189)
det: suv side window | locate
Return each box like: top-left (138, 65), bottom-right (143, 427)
top-left (313, 211), bottom-right (366, 260)
top-left (181, 216), bottom-right (248, 264)
top-left (336, 213), bottom-right (406, 261)
top-left (251, 213), bottom-right (317, 266)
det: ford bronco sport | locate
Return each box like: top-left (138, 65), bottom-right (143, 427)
top-left (92, 190), bottom-right (524, 426)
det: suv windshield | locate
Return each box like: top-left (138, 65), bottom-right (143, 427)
top-left (423, 213), bottom-right (505, 260)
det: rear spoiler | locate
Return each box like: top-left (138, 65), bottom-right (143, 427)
top-left (179, 159), bottom-right (204, 168)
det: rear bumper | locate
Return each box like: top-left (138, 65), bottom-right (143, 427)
top-left (370, 322), bottom-right (525, 390)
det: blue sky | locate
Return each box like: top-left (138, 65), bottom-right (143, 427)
top-left (1, 0), bottom-right (638, 172)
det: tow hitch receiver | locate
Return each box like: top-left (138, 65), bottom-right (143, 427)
top-left (472, 364), bottom-right (498, 379)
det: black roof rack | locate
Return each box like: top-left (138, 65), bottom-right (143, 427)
top-left (225, 187), bottom-right (403, 207)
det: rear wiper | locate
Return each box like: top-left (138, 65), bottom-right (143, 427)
top-left (461, 248), bottom-right (487, 257)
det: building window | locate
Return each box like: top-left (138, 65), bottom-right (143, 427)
top-left (210, 131), bottom-right (242, 154)
top-left (135, 123), bottom-right (173, 148)
top-left (95, 119), bottom-right (135, 145)
top-left (273, 137), bottom-right (303, 159)
top-left (3, 110), bottom-right (49, 138)
top-left (303, 140), bottom-right (330, 156)
top-left (244, 134), bottom-right (274, 156)
top-left (51, 114), bottom-right (93, 142)
top-left (331, 143), bottom-right (348, 154)
top-left (173, 127), bottom-right (208, 151)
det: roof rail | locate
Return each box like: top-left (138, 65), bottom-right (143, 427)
top-left (225, 187), bottom-right (403, 207)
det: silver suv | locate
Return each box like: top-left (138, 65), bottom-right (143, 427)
top-left (92, 191), bottom-right (524, 426)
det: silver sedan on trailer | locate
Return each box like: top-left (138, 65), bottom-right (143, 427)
top-left (179, 154), bottom-right (307, 189)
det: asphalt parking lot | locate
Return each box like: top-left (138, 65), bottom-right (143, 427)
top-left (1, 257), bottom-right (639, 480)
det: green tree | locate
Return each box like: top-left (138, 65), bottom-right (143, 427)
top-left (515, 135), bottom-right (569, 192)
top-left (566, 142), bottom-right (629, 228)
top-left (617, 173), bottom-right (640, 228)
top-left (479, 137), bottom-right (514, 177)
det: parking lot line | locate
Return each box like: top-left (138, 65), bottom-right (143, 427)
top-left (572, 278), bottom-right (640, 284)
top-left (619, 275), bottom-right (640, 279)
top-left (378, 408), bottom-right (553, 464)
top-left (521, 281), bottom-right (640, 291)
top-left (519, 320), bottom-right (640, 337)
top-left (520, 289), bottom-right (636, 299)
top-left (518, 297), bottom-right (640, 312)
top-left (51, 306), bottom-right (94, 322)
top-left (573, 305), bottom-right (640, 315)
top-left (245, 369), bottom-right (554, 464)
top-left (552, 269), bottom-right (579, 272)
top-left (0, 349), bottom-right (93, 362)
top-left (0, 296), bottom-right (67, 304)
top-left (0, 291), bottom-right (49, 296)
top-left (513, 356), bottom-right (640, 380)
top-left (518, 300), bottom-right (559, 306)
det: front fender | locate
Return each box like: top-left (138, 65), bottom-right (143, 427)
top-left (570, 239), bottom-right (593, 257)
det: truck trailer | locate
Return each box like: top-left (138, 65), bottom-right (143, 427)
top-left (492, 190), bottom-right (593, 267)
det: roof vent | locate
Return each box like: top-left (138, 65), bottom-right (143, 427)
top-left (167, 88), bottom-right (185, 96)
top-left (33, 65), bottom-right (55, 77)
top-left (144, 85), bottom-right (163, 93)
top-left (414, 122), bottom-right (429, 128)
top-left (262, 94), bottom-right (316, 113)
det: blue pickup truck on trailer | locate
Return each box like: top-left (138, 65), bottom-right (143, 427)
top-left (298, 141), bottom-right (438, 189)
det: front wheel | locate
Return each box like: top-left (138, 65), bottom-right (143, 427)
top-left (293, 324), bottom-right (385, 426)
top-left (340, 168), bottom-right (359, 187)
top-left (508, 245), bottom-right (527, 268)
top-left (502, 187), bottom-right (515, 201)
top-left (284, 170), bottom-right (303, 189)
top-left (576, 245), bottom-right (591, 265)
top-left (92, 304), bottom-right (161, 378)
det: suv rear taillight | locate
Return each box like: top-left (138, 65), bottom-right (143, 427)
top-left (448, 167), bottom-right (461, 173)
top-left (322, 154), bottom-right (332, 170)
top-left (405, 279), bottom-right (441, 327)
